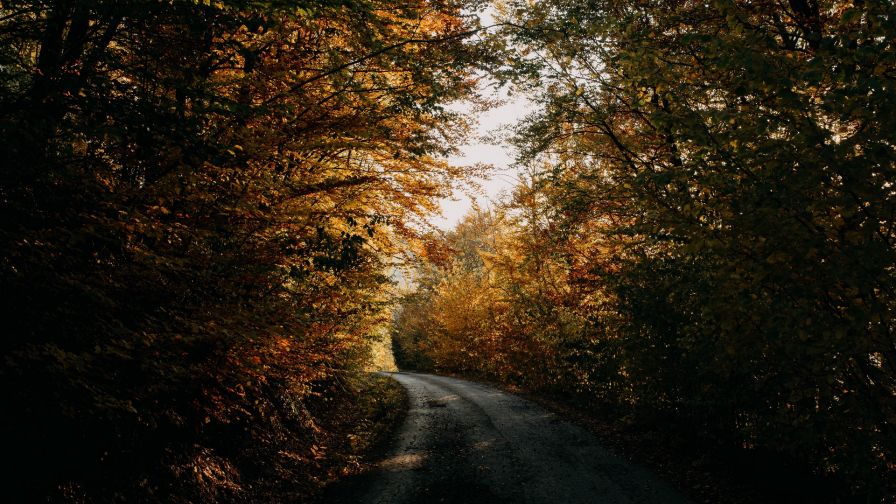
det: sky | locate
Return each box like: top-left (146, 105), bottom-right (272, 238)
top-left (430, 92), bottom-right (532, 230)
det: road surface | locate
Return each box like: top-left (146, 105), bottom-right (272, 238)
top-left (329, 372), bottom-right (692, 504)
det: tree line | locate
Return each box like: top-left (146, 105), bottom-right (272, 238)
top-left (0, 0), bottom-right (491, 500)
top-left (2, 0), bottom-right (894, 501)
top-left (393, 1), bottom-right (896, 501)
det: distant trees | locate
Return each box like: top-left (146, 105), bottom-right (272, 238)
top-left (0, 0), bottom-right (488, 500)
top-left (393, 1), bottom-right (896, 499)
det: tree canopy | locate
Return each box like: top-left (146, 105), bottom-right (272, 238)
top-left (3, 0), bottom-right (895, 501)
top-left (393, 1), bottom-right (896, 500)
top-left (0, 0), bottom-right (494, 500)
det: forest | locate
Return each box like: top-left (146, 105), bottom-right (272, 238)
top-left (1, 0), bottom-right (894, 502)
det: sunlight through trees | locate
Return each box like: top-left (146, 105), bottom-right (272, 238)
top-left (393, 1), bottom-right (896, 500)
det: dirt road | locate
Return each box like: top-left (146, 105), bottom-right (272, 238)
top-left (331, 372), bottom-right (692, 504)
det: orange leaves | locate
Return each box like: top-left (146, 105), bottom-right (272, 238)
top-left (392, 205), bottom-right (596, 385)
top-left (0, 0), bottom-right (489, 499)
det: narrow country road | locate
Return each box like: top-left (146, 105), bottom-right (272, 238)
top-left (330, 372), bottom-right (692, 504)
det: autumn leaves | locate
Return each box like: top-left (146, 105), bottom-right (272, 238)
top-left (1, 0), bottom-right (894, 501)
top-left (0, 1), bottom-right (487, 500)
top-left (394, 1), bottom-right (896, 500)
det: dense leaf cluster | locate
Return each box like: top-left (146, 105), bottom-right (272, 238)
top-left (0, 0), bottom-right (485, 500)
top-left (394, 1), bottom-right (896, 500)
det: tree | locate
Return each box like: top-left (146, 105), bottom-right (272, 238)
top-left (413, 0), bottom-right (896, 497)
top-left (0, 0), bottom-right (491, 500)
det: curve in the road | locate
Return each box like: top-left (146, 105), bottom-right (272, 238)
top-left (332, 372), bottom-right (692, 504)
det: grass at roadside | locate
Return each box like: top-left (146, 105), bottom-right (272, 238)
top-left (335, 372), bottom-right (409, 475)
top-left (307, 372), bottom-right (408, 502)
top-left (238, 372), bottom-right (407, 503)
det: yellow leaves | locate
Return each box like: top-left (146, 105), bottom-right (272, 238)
top-left (192, 0), bottom-right (224, 8)
top-left (309, 444), bottom-right (325, 460)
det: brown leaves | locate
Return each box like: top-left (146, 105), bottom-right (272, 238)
top-left (1, 0), bottom-right (486, 501)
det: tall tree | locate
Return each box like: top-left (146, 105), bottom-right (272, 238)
top-left (494, 0), bottom-right (896, 497)
top-left (0, 0), bottom-right (492, 500)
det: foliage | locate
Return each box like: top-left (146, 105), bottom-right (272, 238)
top-left (394, 0), bottom-right (896, 500)
top-left (0, 0), bottom-right (489, 500)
